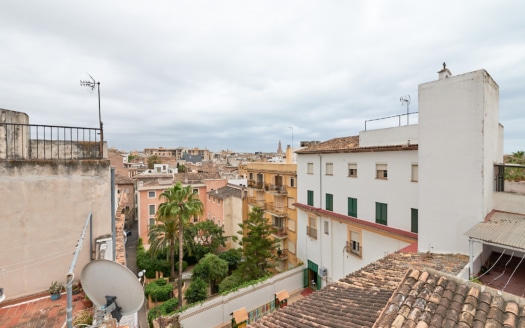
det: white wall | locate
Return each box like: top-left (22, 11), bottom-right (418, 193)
top-left (177, 266), bottom-right (304, 328)
top-left (418, 70), bottom-right (501, 254)
top-left (359, 124), bottom-right (418, 147)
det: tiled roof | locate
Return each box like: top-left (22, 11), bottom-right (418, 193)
top-left (250, 252), bottom-right (469, 328)
top-left (296, 135), bottom-right (418, 154)
top-left (115, 174), bottom-right (134, 185)
top-left (207, 185), bottom-right (243, 199)
top-left (173, 172), bottom-right (221, 184)
top-left (374, 268), bottom-right (525, 328)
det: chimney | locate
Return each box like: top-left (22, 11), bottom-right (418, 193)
top-left (438, 62), bottom-right (452, 80)
top-left (286, 145), bottom-right (293, 164)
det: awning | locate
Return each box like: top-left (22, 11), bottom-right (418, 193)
top-left (233, 307), bottom-right (248, 323)
top-left (464, 211), bottom-right (525, 250)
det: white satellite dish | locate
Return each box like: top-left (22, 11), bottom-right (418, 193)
top-left (81, 260), bottom-right (144, 316)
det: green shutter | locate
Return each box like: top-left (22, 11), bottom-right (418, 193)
top-left (411, 208), bottom-right (418, 233)
top-left (326, 194), bottom-right (333, 211)
top-left (348, 197), bottom-right (357, 217)
top-left (307, 190), bottom-right (314, 206)
top-left (376, 202), bottom-right (387, 225)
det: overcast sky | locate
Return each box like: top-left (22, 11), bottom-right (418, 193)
top-left (0, 1), bottom-right (523, 153)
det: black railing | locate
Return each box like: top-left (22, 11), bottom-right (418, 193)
top-left (364, 112), bottom-right (418, 131)
top-left (1, 122), bottom-right (102, 160)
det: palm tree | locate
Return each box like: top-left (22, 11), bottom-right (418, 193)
top-left (149, 182), bottom-right (203, 308)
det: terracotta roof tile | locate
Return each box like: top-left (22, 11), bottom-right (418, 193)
top-left (295, 135), bottom-right (418, 154)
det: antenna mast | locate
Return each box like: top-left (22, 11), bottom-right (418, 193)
top-left (400, 95), bottom-right (411, 125)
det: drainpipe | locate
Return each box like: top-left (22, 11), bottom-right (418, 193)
top-left (469, 238), bottom-right (473, 280)
top-left (317, 152), bottom-right (322, 288)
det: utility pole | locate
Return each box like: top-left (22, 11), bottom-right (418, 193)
top-left (400, 95), bottom-right (411, 125)
top-left (288, 126), bottom-right (294, 149)
top-left (80, 75), bottom-right (103, 157)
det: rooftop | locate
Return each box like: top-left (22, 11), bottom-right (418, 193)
top-left (296, 135), bottom-right (418, 154)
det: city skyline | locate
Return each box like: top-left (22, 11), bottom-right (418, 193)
top-left (0, 1), bottom-right (523, 153)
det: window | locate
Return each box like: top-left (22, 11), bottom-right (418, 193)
top-left (149, 218), bottom-right (155, 229)
top-left (287, 197), bottom-right (296, 209)
top-left (208, 213), bottom-right (211, 220)
top-left (348, 197), bottom-right (357, 217)
top-left (287, 218), bottom-right (296, 232)
top-left (217, 219), bottom-right (221, 226)
top-left (212, 216), bottom-right (215, 223)
top-left (324, 221), bottom-right (329, 235)
top-left (348, 163), bottom-right (357, 177)
top-left (411, 208), bottom-right (418, 233)
top-left (307, 190), bottom-right (314, 206)
top-left (208, 194), bottom-right (211, 200)
top-left (375, 202), bottom-right (388, 225)
top-left (149, 204), bottom-right (155, 216)
top-left (193, 216), bottom-right (199, 223)
top-left (376, 163), bottom-right (388, 179)
top-left (193, 188), bottom-right (198, 194)
top-left (249, 172), bottom-right (253, 180)
top-left (307, 163), bottom-right (314, 174)
top-left (411, 164), bottom-right (418, 182)
top-left (307, 216), bottom-right (317, 239)
top-left (218, 199), bottom-right (222, 205)
top-left (348, 230), bottom-right (361, 256)
top-left (290, 177), bottom-right (295, 187)
top-left (288, 241), bottom-right (296, 254)
top-left (272, 216), bottom-right (285, 230)
top-left (326, 163), bottom-right (333, 175)
top-left (148, 191), bottom-right (156, 198)
top-left (326, 193), bottom-right (333, 211)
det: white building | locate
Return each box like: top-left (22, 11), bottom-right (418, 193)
top-left (295, 67), bottom-right (521, 289)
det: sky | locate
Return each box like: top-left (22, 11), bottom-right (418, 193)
top-left (0, 1), bottom-right (523, 153)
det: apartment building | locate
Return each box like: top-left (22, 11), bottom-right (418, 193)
top-left (246, 148), bottom-right (299, 272)
top-left (296, 67), bottom-right (524, 289)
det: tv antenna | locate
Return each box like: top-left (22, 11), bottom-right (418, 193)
top-left (400, 95), bottom-right (411, 125)
top-left (81, 260), bottom-right (144, 325)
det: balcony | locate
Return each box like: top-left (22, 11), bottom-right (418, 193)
top-left (306, 226), bottom-right (317, 239)
top-left (247, 197), bottom-right (265, 208)
top-left (272, 227), bottom-right (288, 239)
top-left (276, 248), bottom-right (289, 260)
top-left (265, 183), bottom-right (287, 195)
top-left (248, 180), bottom-right (264, 189)
top-left (265, 202), bottom-right (287, 217)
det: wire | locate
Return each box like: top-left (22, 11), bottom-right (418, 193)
top-left (502, 253), bottom-right (525, 292)
top-left (2, 249), bottom-right (74, 273)
top-left (488, 251), bottom-right (514, 285)
top-left (0, 234), bottom-right (80, 253)
top-left (473, 250), bottom-right (506, 279)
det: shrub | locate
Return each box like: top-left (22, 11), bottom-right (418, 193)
top-left (147, 297), bottom-right (178, 328)
top-left (218, 273), bottom-right (243, 293)
top-left (184, 277), bottom-right (208, 304)
top-left (145, 280), bottom-right (173, 302)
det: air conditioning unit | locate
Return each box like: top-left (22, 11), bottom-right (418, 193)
top-left (318, 267), bottom-right (327, 277)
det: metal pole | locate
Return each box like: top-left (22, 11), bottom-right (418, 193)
top-left (111, 167), bottom-right (116, 262)
top-left (97, 82), bottom-right (103, 157)
top-left (66, 212), bottom-right (92, 328)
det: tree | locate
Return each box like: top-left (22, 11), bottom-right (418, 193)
top-left (235, 207), bottom-right (278, 281)
top-left (177, 163), bottom-right (188, 173)
top-left (149, 182), bottom-right (203, 308)
top-left (505, 150), bottom-right (525, 181)
top-left (184, 277), bottom-right (208, 304)
top-left (147, 155), bottom-right (160, 169)
top-left (192, 253), bottom-right (229, 294)
top-left (219, 248), bottom-right (242, 274)
top-left (184, 220), bottom-right (227, 258)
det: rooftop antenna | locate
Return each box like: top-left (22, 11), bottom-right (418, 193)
top-left (400, 95), bottom-right (411, 125)
top-left (80, 74), bottom-right (103, 156)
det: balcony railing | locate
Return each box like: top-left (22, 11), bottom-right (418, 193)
top-left (265, 183), bottom-right (287, 195)
top-left (276, 248), bottom-right (288, 260)
top-left (1, 122), bottom-right (102, 160)
top-left (265, 202), bottom-right (287, 216)
top-left (248, 180), bottom-right (264, 189)
top-left (247, 197), bottom-right (265, 207)
top-left (306, 226), bottom-right (317, 239)
top-left (272, 227), bottom-right (288, 239)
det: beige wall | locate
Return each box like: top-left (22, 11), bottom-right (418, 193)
top-left (0, 160), bottom-right (112, 300)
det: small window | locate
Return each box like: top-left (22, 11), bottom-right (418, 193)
top-left (348, 230), bottom-right (361, 256)
top-left (249, 172), bottom-right (254, 180)
top-left (148, 191), bottom-right (156, 198)
top-left (348, 163), bottom-right (357, 177)
top-left (307, 216), bottom-right (317, 239)
top-left (376, 163), bottom-right (388, 179)
top-left (348, 197), bottom-right (357, 217)
top-left (307, 163), bottom-right (314, 174)
top-left (290, 177), bottom-right (295, 187)
top-left (149, 218), bottom-right (156, 229)
top-left (287, 218), bottom-right (296, 232)
top-left (288, 240), bottom-right (296, 254)
top-left (149, 204), bottom-right (155, 216)
top-left (217, 219), bottom-right (221, 226)
top-left (193, 188), bottom-right (199, 194)
top-left (208, 194), bottom-right (211, 200)
top-left (375, 202), bottom-right (387, 225)
top-left (287, 197), bottom-right (296, 210)
top-left (218, 199), bottom-right (221, 205)
top-left (411, 164), bottom-right (418, 182)
top-left (326, 163), bottom-right (333, 175)
top-left (307, 190), bottom-right (314, 206)
top-left (411, 208), bottom-right (418, 233)
top-left (324, 221), bottom-right (329, 235)
top-left (326, 193), bottom-right (333, 211)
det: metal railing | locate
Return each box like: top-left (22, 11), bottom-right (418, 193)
top-left (364, 112), bottom-right (418, 131)
top-left (306, 226), bottom-right (317, 239)
top-left (265, 183), bottom-right (287, 194)
top-left (1, 122), bottom-right (102, 160)
top-left (265, 202), bottom-right (287, 216)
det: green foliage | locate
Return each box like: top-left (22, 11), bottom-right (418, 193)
top-left (147, 297), bottom-right (178, 328)
top-left (147, 155), bottom-right (160, 169)
top-left (219, 274), bottom-right (270, 295)
top-left (177, 163), bottom-right (187, 173)
top-left (219, 248), bottom-right (242, 274)
top-left (184, 277), bottom-right (208, 304)
top-left (504, 150), bottom-right (525, 181)
top-left (175, 260), bottom-right (188, 272)
top-left (184, 220), bottom-right (227, 258)
top-left (236, 207), bottom-right (279, 281)
top-left (136, 243), bottom-right (170, 279)
top-left (218, 272), bottom-right (243, 293)
top-left (128, 154), bottom-right (136, 162)
top-left (145, 279), bottom-right (173, 302)
top-left (192, 253), bottom-right (228, 294)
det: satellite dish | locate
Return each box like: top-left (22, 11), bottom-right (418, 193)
top-left (81, 260), bottom-right (144, 316)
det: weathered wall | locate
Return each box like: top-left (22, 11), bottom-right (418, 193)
top-left (0, 159), bottom-right (111, 300)
top-left (0, 109), bottom-right (30, 159)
